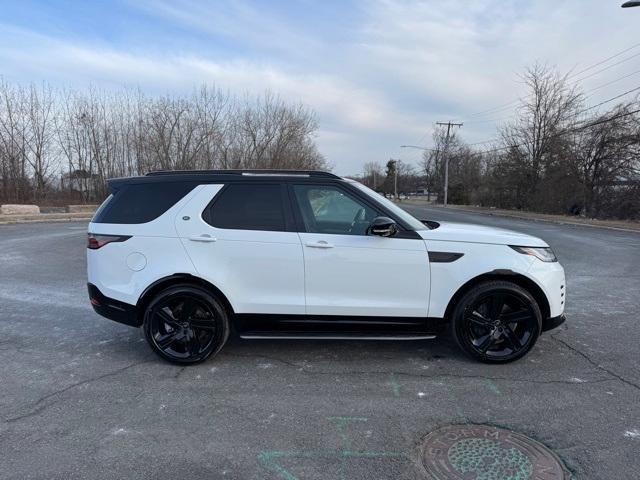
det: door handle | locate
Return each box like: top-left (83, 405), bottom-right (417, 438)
top-left (306, 240), bottom-right (334, 249)
top-left (189, 234), bottom-right (217, 243)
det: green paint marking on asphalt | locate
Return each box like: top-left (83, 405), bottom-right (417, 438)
top-left (485, 379), bottom-right (501, 395)
top-left (327, 415), bottom-right (368, 451)
top-left (326, 416), bottom-right (368, 421)
top-left (258, 449), bottom-right (407, 480)
top-left (258, 417), bottom-right (407, 479)
top-left (328, 415), bottom-right (368, 478)
top-left (388, 373), bottom-right (401, 397)
top-left (257, 451), bottom-right (300, 480)
top-left (342, 451), bottom-right (405, 458)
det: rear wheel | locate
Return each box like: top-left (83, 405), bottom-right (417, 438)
top-left (451, 281), bottom-right (542, 363)
top-left (143, 285), bottom-right (230, 364)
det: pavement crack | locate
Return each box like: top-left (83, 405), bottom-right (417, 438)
top-left (221, 352), bottom-right (611, 386)
top-left (550, 335), bottom-right (640, 392)
top-left (3, 359), bottom-right (153, 424)
top-left (297, 369), bottom-right (612, 386)
top-left (222, 351), bottom-right (302, 369)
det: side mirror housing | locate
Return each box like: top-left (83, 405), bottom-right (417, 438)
top-left (367, 216), bottom-right (398, 237)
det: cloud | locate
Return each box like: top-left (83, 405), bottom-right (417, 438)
top-left (0, 1), bottom-right (638, 174)
top-left (130, 0), bottom-right (321, 57)
top-left (0, 23), bottom-right (428, 171)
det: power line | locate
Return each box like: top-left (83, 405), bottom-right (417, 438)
top-left (463, 114), bottom-right (516, 125)
top-left (571, 51), bottom-right (640, 83)
top-left (568, 42), bottom-right (640, 78)
top-left (461, 84), bottom-right (640, 146)
top-left (585, 68), bottom-right (640, 98)
top-left (473, 108), bottom-right (640, 157)
top-left (464, 99), bottom-right (521, 119)
top-left (435, 121), bottom-right (463, 206)
top-left (577, 85), bottom-right (640, 114)
top-left (402, 106), bottom-right (640, 162)
top-left (456, 43), bottom-right (640, 122)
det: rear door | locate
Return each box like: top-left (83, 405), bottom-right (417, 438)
top-left (176, 183), bottom-right (305, 314)
top-left (291, 183), bottom-right (429, 317)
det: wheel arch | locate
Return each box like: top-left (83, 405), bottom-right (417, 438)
top-left (136, 274), bottom-right (235, 324)
top-left (443, 270), bottom-right (551, 322)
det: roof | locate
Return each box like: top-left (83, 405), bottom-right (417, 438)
top-left (146, 169), bottom-right (340, 179)
top-left (107, 169), bottom-right (343, 189)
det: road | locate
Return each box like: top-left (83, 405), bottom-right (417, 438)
top-left (0, 206), bottom-right (638, 479)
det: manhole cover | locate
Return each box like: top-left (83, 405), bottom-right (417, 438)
top-left (421, 425), bottom-right (570, 480)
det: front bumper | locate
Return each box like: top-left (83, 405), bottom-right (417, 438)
top-left (88, 283), bottom-right (140, 327)
top-left (542, 313), bottom-right (566, 332)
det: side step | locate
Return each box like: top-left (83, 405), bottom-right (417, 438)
top-left (239, 331), bottom-right (437, 341)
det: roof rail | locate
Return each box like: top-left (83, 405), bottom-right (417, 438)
top-left (146, 169), bottom-right (340, 179)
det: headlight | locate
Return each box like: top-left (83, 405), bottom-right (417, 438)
top-left (510, 246), bottom-right (557, 262)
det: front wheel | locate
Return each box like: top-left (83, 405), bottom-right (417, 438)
top-left (143, 285), bottom-right (230, 364)
top-left (451, 281), bottom-right (542, 364)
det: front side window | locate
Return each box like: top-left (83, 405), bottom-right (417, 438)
top-left (207, 183), bottom-right (286, 231)
top-left (293, 184), bottom-right (378, 235)
top-left (350, 181), bottom-right (427, 231)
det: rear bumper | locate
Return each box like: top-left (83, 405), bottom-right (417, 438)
top-left (87, 283), bottom-right (140, 327)
top-left (542, 313), bottom-right (566, 332)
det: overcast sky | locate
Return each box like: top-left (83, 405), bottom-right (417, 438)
top-left (0, 0), bottom-right (638, 174)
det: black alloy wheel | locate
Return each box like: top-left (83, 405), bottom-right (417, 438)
top-left (143, 285), bottom-right (229, 364)
top-left (451, 281), bottom-right (542, 363)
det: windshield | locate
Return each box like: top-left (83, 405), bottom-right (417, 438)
top-left (350, 181), bottom-right (427, 231)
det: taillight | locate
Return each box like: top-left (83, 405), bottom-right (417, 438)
top-left (87, 233), bottom-right (131, 249)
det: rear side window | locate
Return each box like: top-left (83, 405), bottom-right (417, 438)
top-left (93, 182), bottom-right (195, 224)
top-left (206, 184), bottom-right (286, 231)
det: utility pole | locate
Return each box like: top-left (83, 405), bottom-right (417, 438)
top-left (435, 121), bottom-right (463, 206)
top-left (389, 158), bottom-right (400, 199)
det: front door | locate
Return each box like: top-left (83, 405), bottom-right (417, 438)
top-left (292, 183), bottom-right (429, 317)
top-left (176, 183), bottom-right (305, 315)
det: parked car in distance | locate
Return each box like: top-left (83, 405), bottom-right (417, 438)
top-left (87, 170), bottom-right (566, 364)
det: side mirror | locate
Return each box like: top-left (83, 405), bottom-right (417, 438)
top-left (367, 216), bottom-right (398, 237)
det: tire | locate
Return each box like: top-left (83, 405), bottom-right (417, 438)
top-left (143, 284), bottom-right (230, 364)
top-left (451, 280), bottom-right (542, 364)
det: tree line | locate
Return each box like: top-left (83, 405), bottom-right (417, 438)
top-left (0, 81), bottom-right (326, 204)
top-left (358, 65), bottom-right (640, 220)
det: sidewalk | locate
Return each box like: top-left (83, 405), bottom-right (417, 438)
top-left (402, 200), bottom-right (640, 233)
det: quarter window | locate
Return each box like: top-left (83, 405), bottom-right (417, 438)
top-left (93, 182), bottom-right (195, 224)
top-left (207, 184), bottom-right (286, 231)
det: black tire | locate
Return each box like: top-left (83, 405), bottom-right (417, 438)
top-left (143, 284), bottom-right (230, 364)
top-left (451, 280), bottom-right (542, 364)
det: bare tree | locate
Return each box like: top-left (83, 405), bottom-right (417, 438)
top-left (362, 161), bottom-right (384, 190)
top-left (499, 64), bottom-right (583, 209)
top-left (0, 80), bottom-right (29, 202)
top-left (570, 102), bottom-right (640, 217)
top-left (0, 80), bottom-right (326, 204)
top-left (23, 83), bottom-right (55, 200)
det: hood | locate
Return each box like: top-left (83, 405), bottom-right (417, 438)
top-left (418, 221), bottom-right (548, 247)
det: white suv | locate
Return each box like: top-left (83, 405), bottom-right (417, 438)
top-left (87, 170), bottom-right (566, 364)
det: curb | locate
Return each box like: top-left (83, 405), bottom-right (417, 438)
top-left (0, 215), bottom-right (93, 225)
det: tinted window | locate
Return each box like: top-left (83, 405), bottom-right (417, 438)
top-left (93, 182), bottom-right (195, 224)
top-left (91, 194), bottom-right (113, 223)
top-left (293, 184), bottom-right (377, 235)
top-left (207, 184), bottom-right (286, 231)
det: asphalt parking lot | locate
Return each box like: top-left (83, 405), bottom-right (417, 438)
top-left (1, 206), bottom-right (639, 479)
